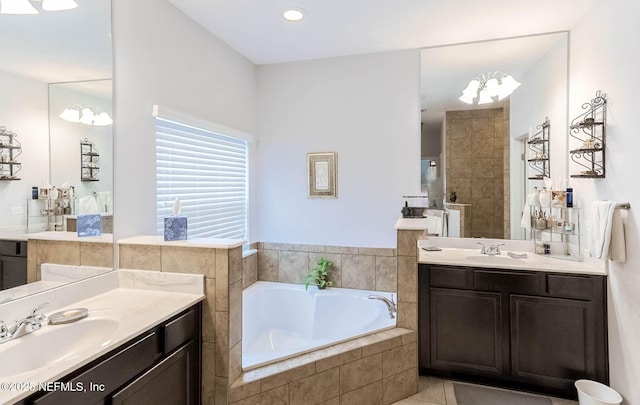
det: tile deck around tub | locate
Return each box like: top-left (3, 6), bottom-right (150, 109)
top-left (229, 327), bottom-right (417, 405)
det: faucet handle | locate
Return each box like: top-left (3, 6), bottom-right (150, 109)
top-left (476, 242), bottom-right (487, 254)
top-left (0, 321), bottom-right (7, 337)
top-left (495, 243), bottom-right (505, 254)
top-left (31, 303), bottom-right (49, 316)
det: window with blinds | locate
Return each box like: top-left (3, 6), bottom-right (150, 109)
top-left (155, 117), bottom-right (248, 240)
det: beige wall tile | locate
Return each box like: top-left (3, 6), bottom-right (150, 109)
top-left (340, 353), bottom-right (382, 393)
top-left (397, 302), bottom-right (417, 330)
top-left (382, 367), bottom-right (418, 405)
top-left (215, 311), bottom-right (229, 377)
top-left (289, 367), bottom-right (340, 405)
top-left (341, 254), bottom-right (375, 290)
top-left (203, 278), bottom-right (216, 343)
top-left (260, 362), bottom-right (316, 392)
top-left (229, 380), bottom-right (260, 404)
top-left (242, 252), bottom-right (258, 289)
top-left (202, 341), bottom-right (216, 405)
top-left (278, 250), bottom-right (309, 284)
top-left (397, 256), bottom-right (417, 303)
top-left (119, 244), bottom-right (161, 270)
top-left (325, 245), bottom-right (359, 254)
top-left (375, 256), bottom-right (397, 292)
top-left (79, 242), bottom-right (113, 267)
top-left (397, 230), bottom-right (422, 257)
top-left (293, 243), bottom-right (326, 253)
top-left (37, 240), bottom-right (81, 266)
top-left (233, 385), bottom-right (288, 405)
top-left (339, 381), bottom-right (382, 404)
top-left (382, 342), bottom-right (417, 378)
top-left (263, 242), bottom-right (294, 251)
top-left (229, 280), bottom-right (242, 347)
top-left (258, 250), bottom-right (278, 281)
top-left (315, 345), bottom-right (362, 373)
top-left (215, 261), bottom-right (229, 312)
top-left (358, 247), bottom-right (395, 257)
top-left (229, 341), bottom-right (242, 383)
top-left (161, 246), bottom-right (214, 277)
top-left (27, 240), bottom-right (37, 283)
top-left (215, 376), bottom-right (229, 405)
top-left (229, 247), bottom-right (243, 284)
top-left (361, 334), bottom-right (403, 358)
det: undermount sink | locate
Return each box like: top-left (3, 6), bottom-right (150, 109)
top-left (0, 316), bottom-right (119, 378)
top-left (465, 254), bottom-right (516, 264)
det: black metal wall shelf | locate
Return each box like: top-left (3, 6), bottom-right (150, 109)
top-left (569, 90), bottom-right (607, 178)
top-left (527, 117), bottom-right (550, 180)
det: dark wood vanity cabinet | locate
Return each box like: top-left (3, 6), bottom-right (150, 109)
top-left (418, 264), bottom-right (608, 399)
top-left (20, 303), bottom-right (201, 405)
top-left (0, 240), bottom-right (27, 290)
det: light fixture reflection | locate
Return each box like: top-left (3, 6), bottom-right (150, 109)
top-left (283, 8), bottom-right (305, 21)
top-left (60, 105), bottom-right (112, 126)
top-left (458, 72), bottom-right (521, 105)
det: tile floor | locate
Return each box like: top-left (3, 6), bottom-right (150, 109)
top-left (392, 376), bottom-right (579, 405)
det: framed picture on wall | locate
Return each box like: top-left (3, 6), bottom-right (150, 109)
top-left (307, 152), bottom-right (337, 198)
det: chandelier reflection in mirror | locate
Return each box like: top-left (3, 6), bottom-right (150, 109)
top-left (458, 72), bottom-right (521, 105)
top-left (60, 105), bottom-right (113, 126)
top-left (0, 0), bottom-right (77, 14)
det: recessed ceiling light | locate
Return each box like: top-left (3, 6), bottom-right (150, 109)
top-left (283, 8), bottom-right (305, 22)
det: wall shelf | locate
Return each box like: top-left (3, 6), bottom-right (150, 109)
top-left (80, 138), bottom-right (100, 182)
top-left (0, 126), bottom-right (22, 181)
top-left (569, 90), bottom-right (607, 178)
top-left (527, 117), bottom-right (550, 180)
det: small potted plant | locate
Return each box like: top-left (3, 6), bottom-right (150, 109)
top-left (304, 257), bottom-right (334, 290)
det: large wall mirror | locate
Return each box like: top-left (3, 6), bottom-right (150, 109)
top-left (420, 32), bottom-right (569, 241)
top-left (0, 0), bottom-right (113, 300)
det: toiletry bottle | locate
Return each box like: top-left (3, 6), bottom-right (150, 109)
top-left (532, 187), bottom-right (541, 207)
top-left (539, 187), bottom-right (551, 207)
top-left (566, 187), bottom-right (573, 208)
top-left (31, 186), bottom-right (38, 199)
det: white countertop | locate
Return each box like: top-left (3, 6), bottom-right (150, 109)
top-left (118, 234), bottom-right (245, 249)
top-left (0, 269), bottom-right (204, 404)
top-left (395, 217), bottom-right (428, 230)
top-left (418, 244), bottom-right (606, 275)
top-left (27, 231), bottom-right (113, 244)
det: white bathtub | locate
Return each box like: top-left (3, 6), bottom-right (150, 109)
top-left (242, 281), bottom-right (397, 370)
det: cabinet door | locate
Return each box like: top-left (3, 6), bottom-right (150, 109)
top-left (1, 255), bottom-right (27, 290)
top-left (428, 287), bottom-right (504, 377)
top-left (111, 340), bottom-right (199, 405)
top-left (510, 294), bottom-right (598, 390)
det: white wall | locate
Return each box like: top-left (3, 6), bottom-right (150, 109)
top-left (0, 70), bottom-right (49, 228)
top-left (509, 36), bottom-right (569, 238)
top-left (256, 51), bottom-right (421, 247)
top-left (570, 1), bottom-right (640, 402)
top-left (111, 0), bottom-right (257, 239)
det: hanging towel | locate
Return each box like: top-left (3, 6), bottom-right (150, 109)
top-left (520, 191), bottom-right (534, 230)
top-left (591, 201), bottom-right (617, 260)
top-left (609, 208), bottom-right (627, 263)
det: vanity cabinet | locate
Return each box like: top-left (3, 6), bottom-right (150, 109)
top-left (0, 240), bottom-right (27, 290)
top-left (418, 264), bottom-right (607, 399)
top-left (21, 303), bottom-right (201, 405)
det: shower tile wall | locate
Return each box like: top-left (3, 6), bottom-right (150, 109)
top-left (445, 108), bottom-right (507, 239)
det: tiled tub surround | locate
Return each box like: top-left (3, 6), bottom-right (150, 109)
top-left (27, 231), bottom-right (114, 283)
top-left (230, 328), bottom-right (417, 405)
top-left (0, 268), bottom-right (204, 404)
top-left (118, 236), bottom-right (420, 404)
top-left (117, 235), bottom-right (245, 405)
top-left (242, 281), bottom-right (396, 370)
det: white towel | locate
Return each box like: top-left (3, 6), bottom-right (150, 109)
top-left (78, 195), bottom-right (99, 214)
top-left (591, 201), bottom-right (617, 260)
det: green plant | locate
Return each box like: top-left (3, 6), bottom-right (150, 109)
top-left (304, 257), bottom-right (334, 290)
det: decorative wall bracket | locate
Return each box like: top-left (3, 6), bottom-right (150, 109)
top-left (569, 90), bottom-right (607, 178)
top-left (527, 117), bottom-right (550, 180)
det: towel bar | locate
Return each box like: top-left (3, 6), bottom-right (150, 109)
top-left (616, 203), bottom-right (630, 209)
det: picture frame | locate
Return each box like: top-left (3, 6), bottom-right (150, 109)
top-left (307, 152), bottom-right (337, 198)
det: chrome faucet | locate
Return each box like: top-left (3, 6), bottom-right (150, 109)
top-left (368, 294), bottom-right (397, 319)
top-left (0, 303), bottom-right (48, 344)
top-left (477, 242), bottom-right (505, 255)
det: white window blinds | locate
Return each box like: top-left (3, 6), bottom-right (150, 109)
top-left (155, 117), bottom-right (248, 240)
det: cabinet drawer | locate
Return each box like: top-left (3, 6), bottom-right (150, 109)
top-left (474, 270), bottom-right (539, 294)
top-left (429, 266), bottom-right (470, 289)
top-left (164, 308), bottom-right (197, 354)
top-left (546, 274), bottom-right (594, 300)
top-left (33, 331), bottom-right (161, 405)
top-left (0, 240), bottom-right (25, 257)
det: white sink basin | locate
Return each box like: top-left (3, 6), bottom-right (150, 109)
top-left (465, 254), bottom-right (516, 265)
top-left (0, 316), bottom-right (119, 378)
